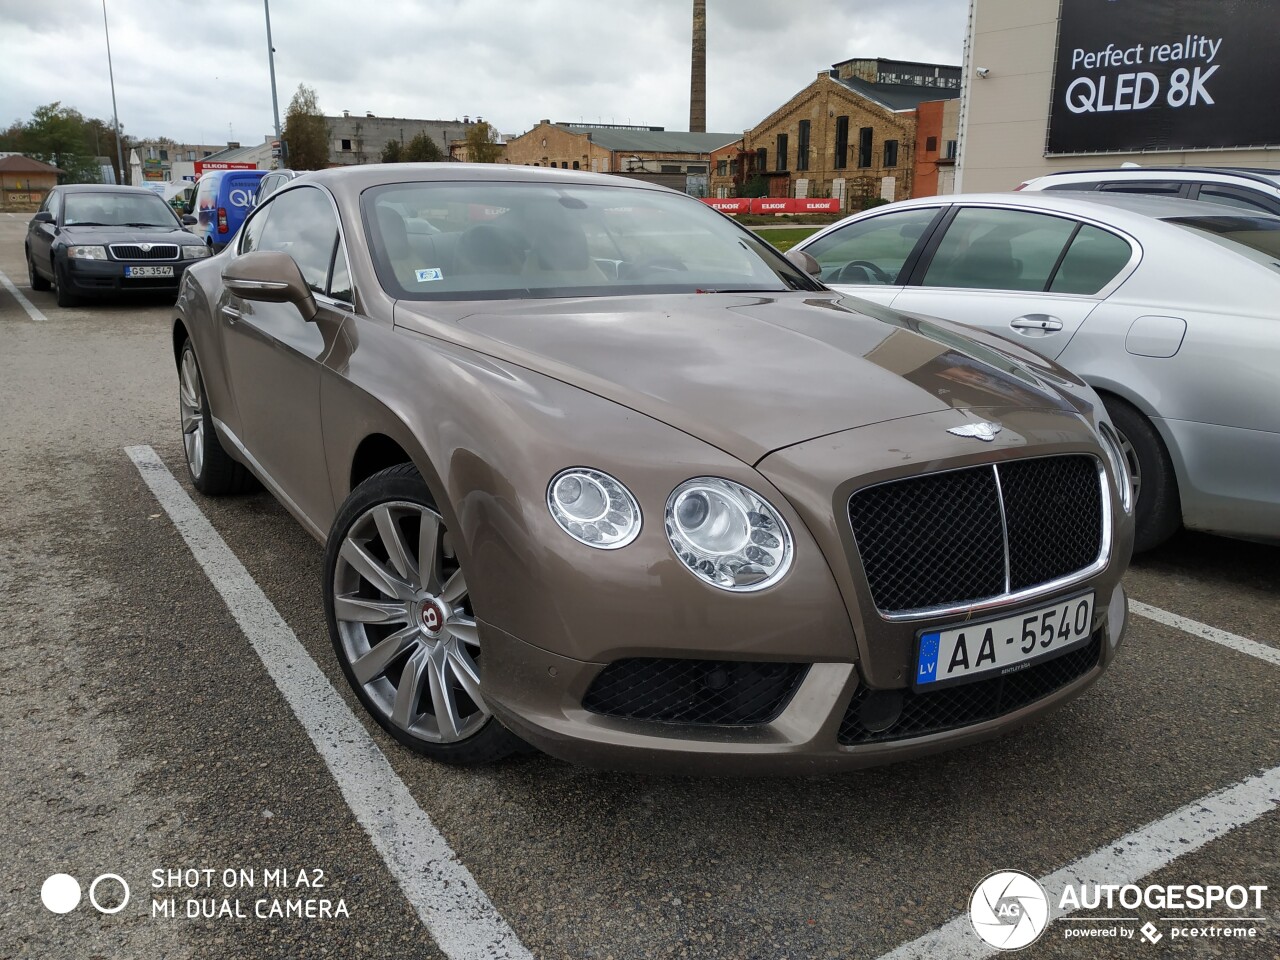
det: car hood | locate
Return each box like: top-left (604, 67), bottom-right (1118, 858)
top-left (57, 224), bottom-right (198, 244)
top-left (394, 292), bottom-right (1081, 463)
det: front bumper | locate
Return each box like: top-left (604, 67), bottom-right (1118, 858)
top-left (64, 257), bottom-right (192, 295)
top-left (481, 584), bottom-right (1128, 775)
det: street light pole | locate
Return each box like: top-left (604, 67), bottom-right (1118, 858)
top-left (101, 0), bottom-right (125, 184)
top-left (264, 0), bottom-right (286, 167)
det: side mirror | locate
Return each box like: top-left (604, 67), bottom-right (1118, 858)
top-left (785, 249), bottom-right (822, 276)
top-left (33, 210), bottom-right (54, 224)
top-left (222, 251), bottom-right (318, 321)
top-left (181, 214), bottom-right (197, 226)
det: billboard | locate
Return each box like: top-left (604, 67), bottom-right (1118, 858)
top-left (193, 160), bottom-right (258, 176)
top-left (1046, 0), bottom-right (1280, 155)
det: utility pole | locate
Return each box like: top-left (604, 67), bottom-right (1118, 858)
top-left (102, 0), bottom-right (126, 184)
top-left (264, 0), bottom-right (286, 167)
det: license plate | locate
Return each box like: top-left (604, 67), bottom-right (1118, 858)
top-left (124, 265), bottom-right (174, 278)
top-left (915, 592), bottom-right (1095, 690)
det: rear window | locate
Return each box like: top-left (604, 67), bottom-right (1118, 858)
top-left (1166, 214), bottom-right (1280, 270)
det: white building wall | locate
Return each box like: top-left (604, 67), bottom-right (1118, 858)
top-left (959, 0), bottom-right (1280, 192)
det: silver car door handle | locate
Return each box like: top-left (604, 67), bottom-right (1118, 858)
top-left (1010, 315), bottom-right (1063, 333)
top-left (221, 304), bottom-right (242, 324)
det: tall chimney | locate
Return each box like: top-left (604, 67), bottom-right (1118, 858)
top-left (690, 0), bottom-right (706, 132)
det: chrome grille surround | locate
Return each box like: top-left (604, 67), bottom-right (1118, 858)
top-left (108, 243), bottom-right (180, 261)
top-left (847, 455), bottom-right (1111, 622)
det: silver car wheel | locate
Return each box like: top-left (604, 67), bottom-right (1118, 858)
top-left (1113, 425), bottom-right (1143, 506)
top-left (333, 501), bottom-right (488, 744)
top-left (179, 347), bottom-right (205, 479)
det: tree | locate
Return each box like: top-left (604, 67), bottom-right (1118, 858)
top-left (0, 102), bottom-right (127, 184)
top-left (282, 84), bottom-right (329, 170)
top-left (380, 138), bottom-right (402, 163)
top-left (464, 121), bottom-right (503, 163)
top-left (402, 131), bottom-right (443, 163)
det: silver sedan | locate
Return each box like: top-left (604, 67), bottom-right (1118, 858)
top-left (792, 192), bottom-right (1280, 551)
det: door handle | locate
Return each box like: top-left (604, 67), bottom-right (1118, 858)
top-left (221, 304), bottom-right (242, 325)
top-left (1010, 315), bottom-right (1063, 334)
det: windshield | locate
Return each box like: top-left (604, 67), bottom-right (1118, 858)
top-left (1165, 214), bottom-right (1280, 270)
top-left (361, 181), bottom-right (821, 300)
top-left (63, 192), bottom-right (179, 227)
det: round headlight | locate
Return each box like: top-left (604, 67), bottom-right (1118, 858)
top-left (665, 478), bottom-right (793, 591)
top-left (1097, 422), bottom-right (1134, 514)
top-left (547, 467), bottom-right (641, 549)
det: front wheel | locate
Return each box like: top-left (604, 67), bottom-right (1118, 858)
top-left (1102, 395), bottom-right (1181, 553)
top-left (54, 262), bottom-right (79, 307)
top-left (324, 464), bottom-right (524, 765)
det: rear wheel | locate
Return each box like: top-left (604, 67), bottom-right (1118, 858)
top-left (27, 248), bottom-right (50, 291)
top-left (325, 464), bottom-right (524, 765)
top-left (1102, 395), bottom-right (1180, 553)
top-left (178, 338), bottom-right (258, 494)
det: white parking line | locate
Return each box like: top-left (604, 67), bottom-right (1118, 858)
top-left (1130, 599), bottom-right (1280, 668)
top-left (125, 445), bottom-right (533, 960)
top-left (876, 765), bottom-right (1280, 959)
top-left (0, 269), bottom-right (47, 322)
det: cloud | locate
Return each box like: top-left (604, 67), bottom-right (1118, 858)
top-left (0, 0), bottom-right (965, 146)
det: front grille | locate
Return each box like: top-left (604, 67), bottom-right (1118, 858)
top-left (583, 658), bottom-right (808, 726)
top-left (848, 455), bottom-right (1104, 614)
top-left (109, 243), bottom-right (179, 260)
top-left (838, 632), bottom-right (1102, 745)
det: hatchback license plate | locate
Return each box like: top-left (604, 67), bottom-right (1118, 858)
top-left (125, 265), bottom-right (174, 278)
top-left (915, 592), bottom-right (1094, 690)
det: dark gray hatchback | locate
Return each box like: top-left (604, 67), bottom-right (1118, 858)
top-left (25, 184), bottom-right (211, 306)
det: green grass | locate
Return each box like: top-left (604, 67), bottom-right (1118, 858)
top-left (751, 227), bottom-right (822, 252)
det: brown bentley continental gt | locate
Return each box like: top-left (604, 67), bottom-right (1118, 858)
top-left (173, 164), bottom-right (1133, 773)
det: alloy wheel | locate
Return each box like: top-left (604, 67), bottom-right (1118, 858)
top-left (332, 501), bottom-right (488, 743)
top-left (179, 347), bottom-right (205, 479)
top-left (1113, 425), bottom-right (1143, 506)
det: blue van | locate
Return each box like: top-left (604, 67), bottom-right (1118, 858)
top-left (188, 169), bottom-right (269, 252)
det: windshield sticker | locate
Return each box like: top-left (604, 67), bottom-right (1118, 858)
top-left (414, 268), bottom-right (444, 282)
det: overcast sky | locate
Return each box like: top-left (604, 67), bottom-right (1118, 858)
top-left (1, 0), bottom-right (966, 147)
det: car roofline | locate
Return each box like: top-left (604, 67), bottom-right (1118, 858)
top-left (1028, 166), bottom-right (1280, 190)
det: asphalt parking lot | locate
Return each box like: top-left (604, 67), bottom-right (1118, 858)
top-left (1, 212), bottom-right (1277, 959)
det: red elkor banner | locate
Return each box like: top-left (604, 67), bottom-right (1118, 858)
top-left (700, 197), bottom-right (751, 214)
top-left (751, 197), bottom-right (795, 214)
top-left (193, 161), bottom-right (257, 176)
top-left (794, 197), bottom-right (842, 213)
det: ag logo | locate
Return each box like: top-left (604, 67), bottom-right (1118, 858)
top-left (969, 870), bottom-right (1049, 950)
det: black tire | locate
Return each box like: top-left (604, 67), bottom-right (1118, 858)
top-left (54, 261), bottom-right (79, 307)
top-left (27, 248), bottom-right (50, 291)
top-left (1102, 395), bottom-right (1181, 553)
top-left (324, 463), bottom-right (525, 765)
top-left (178, 338), bottom-right (258, 495)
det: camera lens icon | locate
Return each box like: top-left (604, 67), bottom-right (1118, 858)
top-left (41, 873), bottom-right (130, 915)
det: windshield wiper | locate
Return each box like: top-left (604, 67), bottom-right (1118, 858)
top-left (123, 222), bottom-right (170, 227)
top-left (67, 221), bottom-right (106, 226)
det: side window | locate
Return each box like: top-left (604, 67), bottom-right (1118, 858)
top-left (46, 191), bottom-right (61, 220)
top-left (1043, 181), bottom-right (1101, 192)
top-left (921, 207), bottom-right (1077, 292)
top-left (256, 186), bottom-right (338, 294)
top-left (1098, 180), bottom-right (1184, 196)
top-left (1048, 225), bottom-right (1133, 295)
top-left (238, 204), bottom-right (271, 254)
top-left (802, 207), bottom-right (940, 285)
top-left (1195, 185), bottom-right (1280, 216)
top-left (328, 246), bottom-right (353, 303)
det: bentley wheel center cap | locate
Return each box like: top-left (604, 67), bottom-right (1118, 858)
top-left (419, 598), bottom-right (448, 637)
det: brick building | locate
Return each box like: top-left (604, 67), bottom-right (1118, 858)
top-left (719, 58), bottom-right (961, 208)
top-left (502, 121), bottom-right (738, 192)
